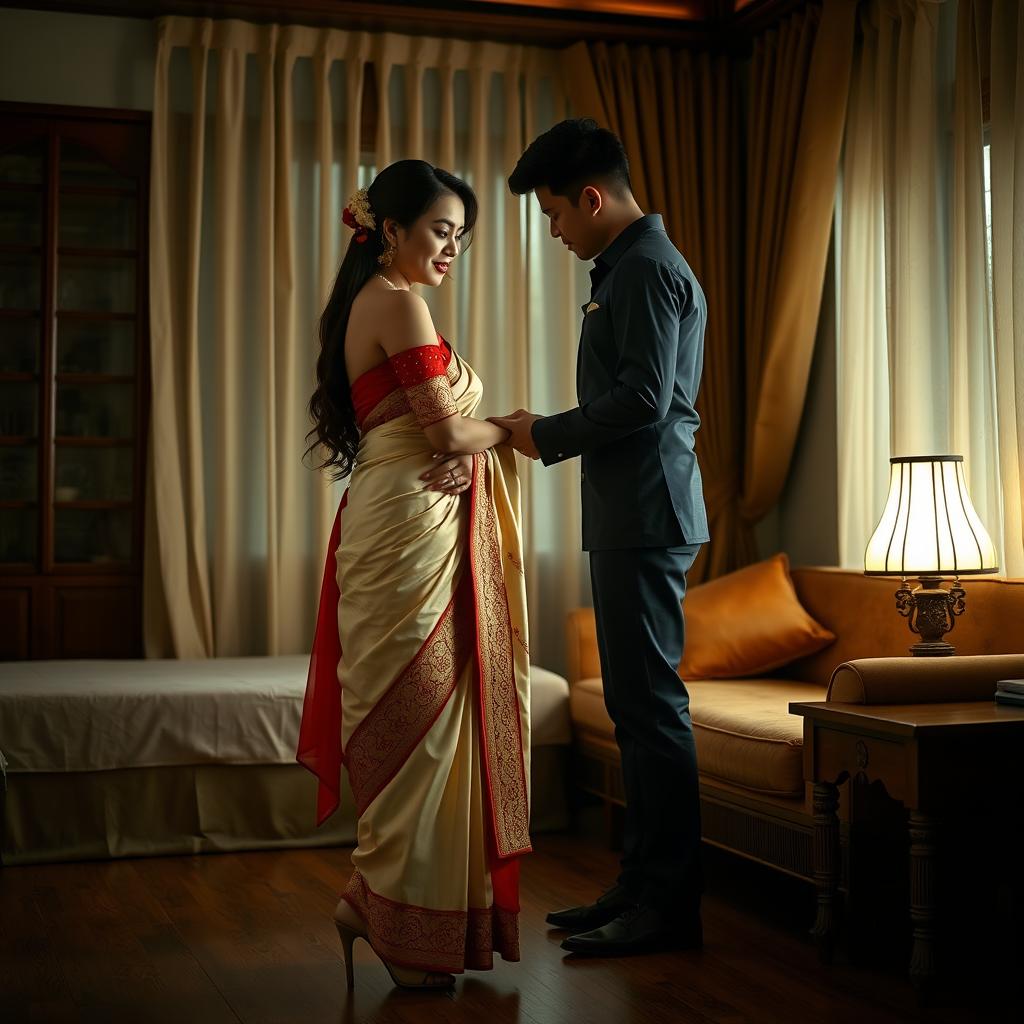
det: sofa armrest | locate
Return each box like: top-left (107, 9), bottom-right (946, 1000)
top-left (827, 653), bottom-right (1024, 704)
top-left (565, 608), bottom-right (601, 688)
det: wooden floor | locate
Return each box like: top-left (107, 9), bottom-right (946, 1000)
top-left (0, 831), bottom-right (1014, 1024)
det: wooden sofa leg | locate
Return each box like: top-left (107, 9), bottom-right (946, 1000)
top-left (811, 778), bottom-right (844, 962)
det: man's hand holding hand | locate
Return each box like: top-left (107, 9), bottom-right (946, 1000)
top-left (488, 409), bottom-right (542, 460)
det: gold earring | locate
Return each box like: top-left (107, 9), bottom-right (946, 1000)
top-left (378, 241), bottom-right (395, 268)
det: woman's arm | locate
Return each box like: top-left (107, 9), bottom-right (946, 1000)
top-left (380, 291), bottom-right (511, 454)
top-left (424, 415), bottom-right (509, 455)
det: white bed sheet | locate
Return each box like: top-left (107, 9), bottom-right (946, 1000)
top-left (0, 656), bottom-right (570, 774)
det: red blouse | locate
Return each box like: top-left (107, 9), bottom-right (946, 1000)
top-left (352, 335), bottom-right (457, 430)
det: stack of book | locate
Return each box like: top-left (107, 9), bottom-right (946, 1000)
top-left (994, 680), bottom-right (1024, 706)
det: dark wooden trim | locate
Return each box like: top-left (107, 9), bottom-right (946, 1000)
top-left (1, 0), bottom-right (813, 46)
top-left (732, 0), bottom-right (812, 32)
top-left (0, 100), bottom-right (151, 125)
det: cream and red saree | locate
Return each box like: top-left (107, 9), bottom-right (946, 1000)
top-left (297, 336), bottom-right (531, 974)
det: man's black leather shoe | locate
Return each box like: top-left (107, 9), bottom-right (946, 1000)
top-left (559, 903), bottom-right (703, 956)
top-left (545, 884), bottom-right (634, 931)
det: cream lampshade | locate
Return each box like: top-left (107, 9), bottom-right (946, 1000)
top-left (864, 455), bottom-right (998, 656)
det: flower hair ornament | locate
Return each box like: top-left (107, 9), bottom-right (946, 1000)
top-left (342, 187), bottom-right (375, 244)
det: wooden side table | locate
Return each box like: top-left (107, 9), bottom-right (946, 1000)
top-left (789, 699), bottom-right (1024, 999)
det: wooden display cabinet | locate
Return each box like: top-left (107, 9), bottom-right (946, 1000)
top-left (0, 102), bottom-right (150, 659)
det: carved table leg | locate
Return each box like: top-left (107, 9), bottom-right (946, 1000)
top-left (908, 810), bottom-right (939, 999)
top-left (811, 780), bottom-right (842, 962)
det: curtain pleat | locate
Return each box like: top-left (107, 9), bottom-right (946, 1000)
top-left (146, 17), bottom-right (587, 670)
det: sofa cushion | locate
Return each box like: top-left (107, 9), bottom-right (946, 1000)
top-left (680, 553), bottom-right (835, 679)
top-left (571, 676), bottom-right (826, 797)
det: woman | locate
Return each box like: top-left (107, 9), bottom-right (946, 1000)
top-left (297, 160), bottom-right (531, 991)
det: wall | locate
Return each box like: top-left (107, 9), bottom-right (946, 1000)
top-left (0, 9), bottom-right (154, 111)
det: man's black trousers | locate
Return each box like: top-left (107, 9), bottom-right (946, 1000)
top-left (589, 543), bottom-right (703, 911)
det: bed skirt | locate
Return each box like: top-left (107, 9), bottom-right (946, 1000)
top-left (1, 747), bottom-right (568, 866)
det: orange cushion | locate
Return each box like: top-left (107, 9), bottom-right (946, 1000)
top-left (680, 553), bottom-right (835, 678)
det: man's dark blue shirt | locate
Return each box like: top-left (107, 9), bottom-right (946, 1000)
top-left (531, 213), bottom-right (710, 551)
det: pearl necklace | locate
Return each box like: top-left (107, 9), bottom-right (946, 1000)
top-left (375, 272), bottom-right (412, 291)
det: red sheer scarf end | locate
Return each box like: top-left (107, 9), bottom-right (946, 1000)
top-left (296, 492), bottom-right (347, 826)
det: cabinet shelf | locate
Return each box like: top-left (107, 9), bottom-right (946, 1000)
top-left (55, 373), bottom-right (134, 384)
top-left (56, 310), bottom-right (136, 322)
top-left (60, 185), bottom-right (136, 198)
top-left (58, 246), bottom-right (136, 260)
top-left (54, 436), bottom-right (135, 448)
top-left (54, 500), bottom-right (133, 510)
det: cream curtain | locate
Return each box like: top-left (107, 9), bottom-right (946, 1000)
top-left (146, 16), bottom-right (590, 668)
top-left (987, 0), bottom-right (1024, 575)
top-left (837, 0), bottom-right (1024, 575)
top-left (560, 0), bottom-right (855, 580)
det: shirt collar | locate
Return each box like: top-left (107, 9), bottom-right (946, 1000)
top-left (589, 213), bottom-right (664, 291)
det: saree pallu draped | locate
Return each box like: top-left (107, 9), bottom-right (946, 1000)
top-left (297, 341), bottom-right (531, 973)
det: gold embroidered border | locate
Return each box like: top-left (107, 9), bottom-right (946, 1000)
top-left (344, 575), bottom-right (473, 816)
top-left (343, 870), bottom-right (520, 973)
top-left (469, 453), bottom-right (532, 859)
top-left (406, 375), bottom-right (459, 427)
top-left (360, 354), bottom-right (462, 433)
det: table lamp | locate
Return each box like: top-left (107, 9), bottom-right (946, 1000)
top-left (864, 455), bottom-right (998, 656)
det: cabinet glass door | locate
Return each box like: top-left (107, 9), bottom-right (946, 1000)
top-left (53, 138), bottom-right (139, 566)
top-left (0, 136), bottom-right (44, 567)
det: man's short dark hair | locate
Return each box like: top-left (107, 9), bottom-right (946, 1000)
top-left (508, 118), bottom-right (631, 201)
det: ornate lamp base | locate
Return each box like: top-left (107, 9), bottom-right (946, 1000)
top-left (894, 576), bottom-right (967, 657)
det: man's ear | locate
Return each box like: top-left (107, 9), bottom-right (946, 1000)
top-left (581, 185), bottom-right (603, 216)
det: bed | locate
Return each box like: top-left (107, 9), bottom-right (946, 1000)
top-left (0, 656), bottom-right (571, 865)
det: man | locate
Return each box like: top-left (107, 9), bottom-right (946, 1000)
top-left (492, 118), bottom-right (709, 956)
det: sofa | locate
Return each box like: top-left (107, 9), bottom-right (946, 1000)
top-left (565, 563), bottom-right (1024, 880)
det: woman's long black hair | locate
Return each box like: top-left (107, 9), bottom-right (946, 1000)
top-left (306, 160), bottom-right (478, 479)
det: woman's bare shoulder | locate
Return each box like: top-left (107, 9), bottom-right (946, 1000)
top-left (345, 286), bottom-right (439, 378)
top-left (371, 289), bottom-right (439, 358)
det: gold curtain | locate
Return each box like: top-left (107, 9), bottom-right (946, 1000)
top-left (146, 17), bottom-right (589, 665)
top-left (562, 41), bottom-right (742, 581)
top-left (561, 0), bottom-right (856, 580)
top-left (740, 0), bottom-right (856, 530)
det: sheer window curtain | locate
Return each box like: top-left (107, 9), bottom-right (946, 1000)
top-left (145, 16), bottom-right (591, 668)
top-left (836, 0), bottom-right (1024, 576)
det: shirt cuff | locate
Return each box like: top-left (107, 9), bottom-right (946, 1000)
top-left (531, 413), bottom-right (574, 466)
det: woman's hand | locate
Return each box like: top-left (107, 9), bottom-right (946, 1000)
top-left (420, 452), bottom-right (473, 495)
